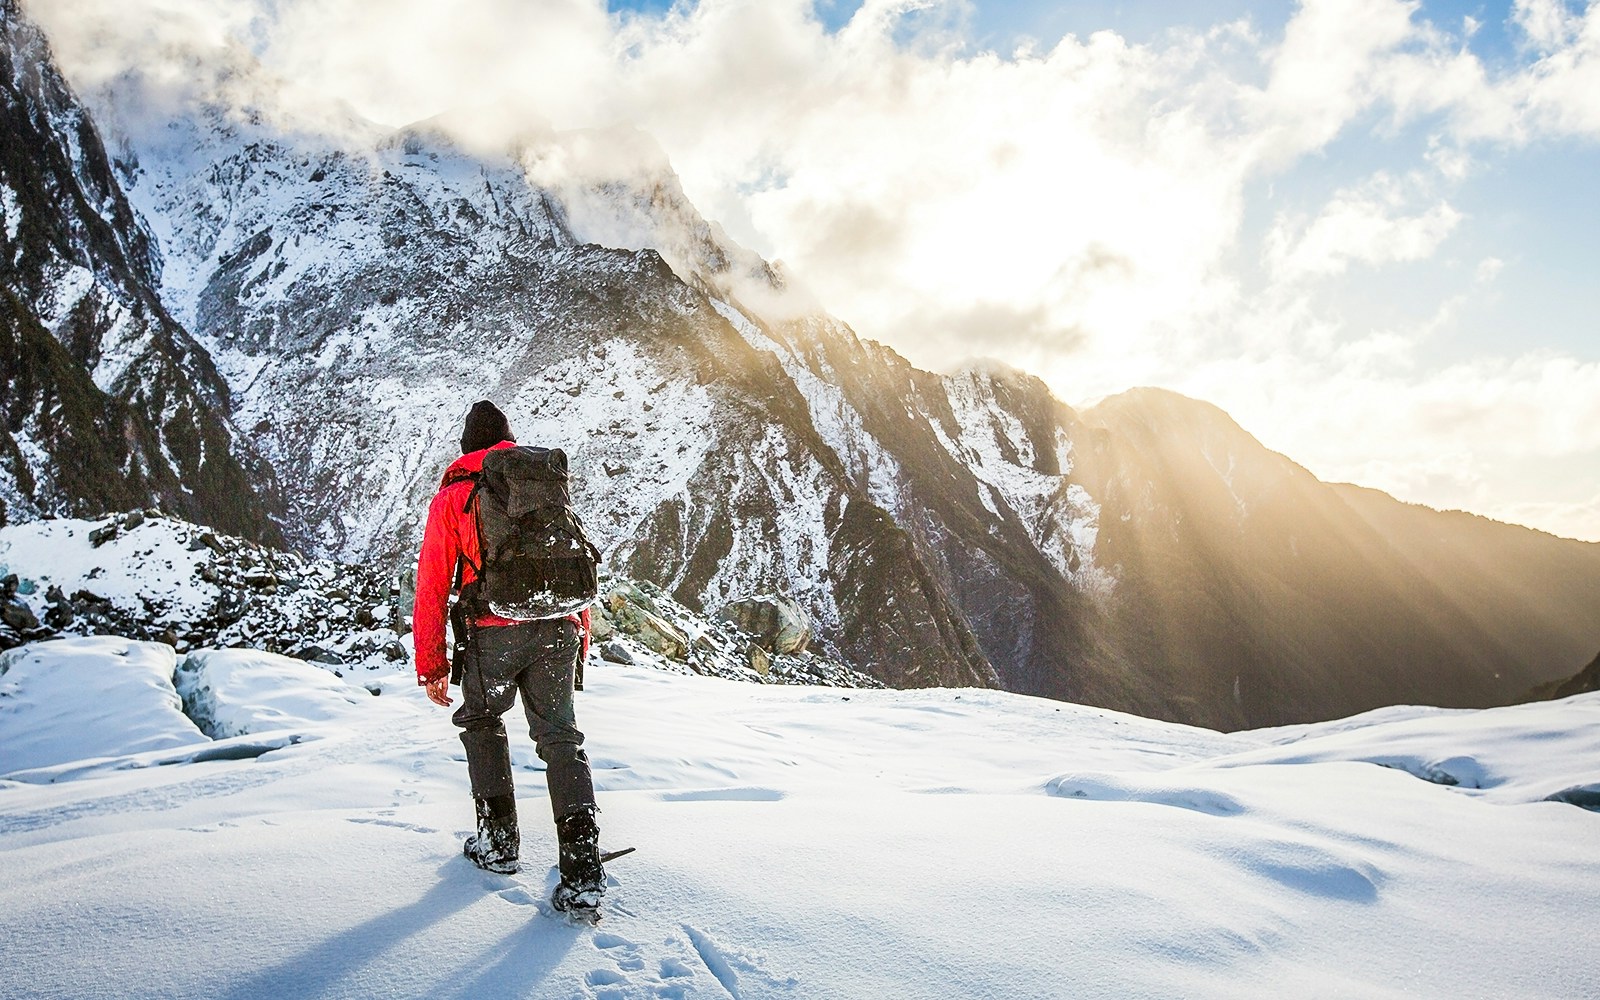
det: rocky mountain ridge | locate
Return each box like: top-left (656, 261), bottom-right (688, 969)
top-left (5, 0), bottom-right (1599, 727)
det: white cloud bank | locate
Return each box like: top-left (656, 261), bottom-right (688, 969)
top-left (1264, 173), bottom-right (1462, 281)
top-left (24, 0), bottom-right (1600, 541)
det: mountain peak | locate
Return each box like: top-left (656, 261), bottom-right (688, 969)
top-left (1084, 385), bottom-right (1243, 433)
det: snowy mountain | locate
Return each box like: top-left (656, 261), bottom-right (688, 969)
top-left (4, 0), bottom-right (1599, 727)
top-left (1, 634), bottom-right (1597, 998)
top-left (88, 64), bottom-right (1003, 694)
top-left (0, 0), bottom-right (278, 539)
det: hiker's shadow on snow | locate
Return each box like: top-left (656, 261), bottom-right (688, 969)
top-left (213, 860), bottom-right (576, 999)
top-left (448, 896), bottom-right (585, 999)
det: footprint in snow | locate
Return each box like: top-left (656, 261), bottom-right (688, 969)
top-left (346, 816), bottom-right (437, 834)
top-left (578, 927), bottom-right (718, 1000)
top-left (658, 957), bottom-right (694, 979)
top-left (593, 932), bottom-right (646, 972)
top-left (495, 884), bottom-right (544, 907)
top-left (679, 923), bottom-right (800, 998)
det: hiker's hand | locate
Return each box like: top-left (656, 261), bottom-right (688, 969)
top-left (424, 674), bottom-right (453, 707)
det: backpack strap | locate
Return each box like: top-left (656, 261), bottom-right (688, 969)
top-left (457, 475), bottom-right (483, 578)
top-left (448, 555), bottom-right (470, 687)
top-left (447, 474), bottom-right (484, 685)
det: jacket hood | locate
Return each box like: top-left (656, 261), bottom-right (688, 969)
top-left (440, 439), bottom-right (516, 486)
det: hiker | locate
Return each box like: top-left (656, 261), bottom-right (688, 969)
top-left (413, 400), bottom-right (606, 912)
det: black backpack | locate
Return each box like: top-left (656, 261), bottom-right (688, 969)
top-left (458, 446), bottom-right (601, 621)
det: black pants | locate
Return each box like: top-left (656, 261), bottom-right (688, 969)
top-left (451, 618), bottom-right (597, 819)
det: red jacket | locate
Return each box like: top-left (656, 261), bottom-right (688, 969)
top-left (412, 441), bottom-right (590, 683)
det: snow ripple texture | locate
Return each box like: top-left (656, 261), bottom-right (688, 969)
top-left (0, 637), bottom-right (1597, 998)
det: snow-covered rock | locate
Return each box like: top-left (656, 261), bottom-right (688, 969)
top-left (0, 635), bottom-right (204, 775)
top-left (0, 512), bottom-right (404, 666)
top-left (174, 647), bottom-right (386, 740)
top-left (0, 508), bottom-right (880, 692)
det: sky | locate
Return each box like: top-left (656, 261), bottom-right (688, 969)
top-left (27, 0), bottom-right (1600, 541)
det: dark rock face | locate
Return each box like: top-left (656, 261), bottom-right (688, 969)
top-left (0, 0), bottom-right (281, 541)
top-left (1550, 653), bottom-right (1600, 699)
top-left (757, 330), bottom-right (1102, 701)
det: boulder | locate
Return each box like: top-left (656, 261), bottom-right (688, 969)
top-left (602, 586), bottom-right (690, 660)
top-left (746, 642), bottom-right (771, 677)
top-left (2, 599), bottom-right (39, 631)
top-left (43, 586), bottom-right (74, 629)
top-left (605, 582), bottom-right (661, 616)
top-left (633, 609), bottom-right (690, 660)
top-left (716, 594), bottom-right (812, 655)
top-left (290, 645), bottom-right (345, 665)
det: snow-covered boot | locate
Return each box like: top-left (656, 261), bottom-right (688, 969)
top-left (463, 794), bottom-right (519, 874)
top-left (550, 807), bottom-right (605, 913)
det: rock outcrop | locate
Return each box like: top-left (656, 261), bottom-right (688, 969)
top-left (593, 577), bottom-right (879, 689)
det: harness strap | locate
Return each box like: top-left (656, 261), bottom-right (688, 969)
top-left (457, 476), bottom-right (483, 578)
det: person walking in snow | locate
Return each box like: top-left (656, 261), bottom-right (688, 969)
top-left (413, 400), bottom-right (606, 913)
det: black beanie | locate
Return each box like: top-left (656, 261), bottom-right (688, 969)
top-left (460, 400), bottom-right (513, 454)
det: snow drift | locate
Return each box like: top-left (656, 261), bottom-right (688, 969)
top-left (0, 635), bottom-right (1596, 999)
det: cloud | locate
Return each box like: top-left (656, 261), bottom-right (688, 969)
top-left (27, 0), bottom-right (1592, 367)
top-left (1246, 0), bottom-right (1420, 164)
top-left (1513, 0), bottom-right (1581, 52)
top-left (1264, 173), bottom-right (1462, 280)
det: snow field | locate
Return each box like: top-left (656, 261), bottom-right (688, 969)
top-left (0, 637), bottom-right (1597, 999)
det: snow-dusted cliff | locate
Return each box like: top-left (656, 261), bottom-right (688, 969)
top-left (0, 0), bottom-right (276, 538)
